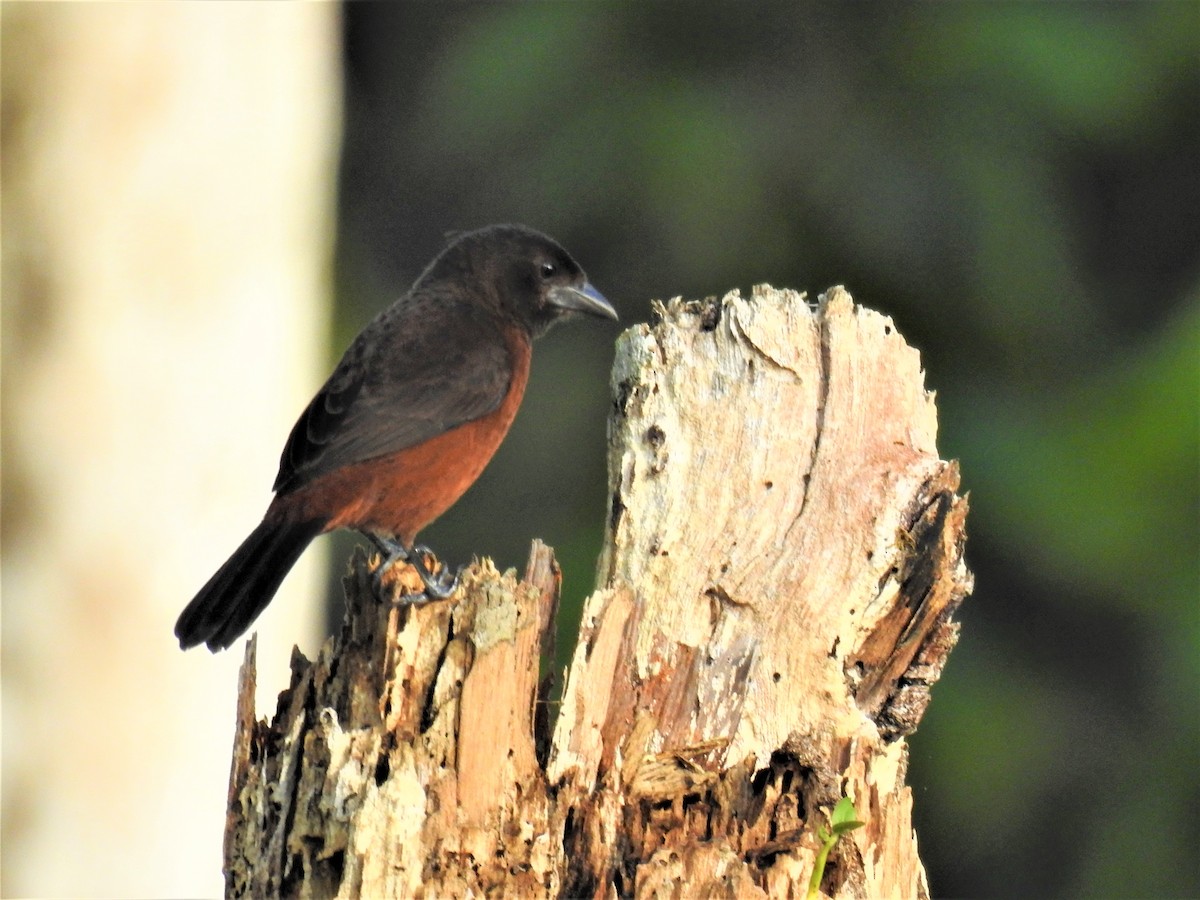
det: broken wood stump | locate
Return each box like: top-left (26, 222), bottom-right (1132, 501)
top-left (222, 285), bottom-right (972, 898)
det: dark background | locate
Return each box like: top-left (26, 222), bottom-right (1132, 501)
top-left (328, 4), bottom-right (1197, 897)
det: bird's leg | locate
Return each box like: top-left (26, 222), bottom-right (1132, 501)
top-left (365, 534), bottom-right (460, 604)
top-left (406, 544), bottom-right (460, 600)
top-left (366, 533), bottom-right (406, 579)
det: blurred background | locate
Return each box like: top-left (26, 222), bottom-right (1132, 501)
top-left (3, 3), bottom-right (1196, 897)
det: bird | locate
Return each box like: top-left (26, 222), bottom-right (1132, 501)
top-left (175, 224), bottom-right (617, 652)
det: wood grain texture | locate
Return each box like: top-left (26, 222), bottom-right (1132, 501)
top-left (222, 286), bottom-right (972, 898)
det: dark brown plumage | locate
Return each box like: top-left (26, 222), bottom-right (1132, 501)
top-left (175, 225), bottom-right (616, 651)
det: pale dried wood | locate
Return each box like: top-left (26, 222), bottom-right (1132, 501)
top-left (222, 286), bottom-right (972, 898)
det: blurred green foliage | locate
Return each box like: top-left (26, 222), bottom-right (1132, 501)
top-left (333, 4), bottom-right (1198, 896)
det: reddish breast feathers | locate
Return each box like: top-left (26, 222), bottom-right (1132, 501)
top-left (267, 325), bottom-right (532, 546)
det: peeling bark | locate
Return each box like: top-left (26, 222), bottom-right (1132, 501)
top-left (222, 286), bottom-right (972, 898)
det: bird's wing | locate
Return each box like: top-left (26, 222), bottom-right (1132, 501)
top-left (272, 297), bottom-right (513, 494)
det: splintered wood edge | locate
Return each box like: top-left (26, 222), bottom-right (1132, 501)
top-left (454, 559), bottom-right (545, 825)
top-left (524, 538), bottom-right (562, 663)
top-left (225, 547), bottom-right (563, 895)
top-left (225, 634), bottom-right (258, 871)
top-left (545, 283), bottom-right (962, 899)
top-left (546, 584), bottom-right (636, 789)
top-left (556, 281), bottom-right (969, 796)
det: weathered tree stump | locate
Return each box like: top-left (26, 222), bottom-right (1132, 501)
top-left (223, 286), bottom-right (972, 898)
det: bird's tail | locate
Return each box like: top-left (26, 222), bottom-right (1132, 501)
top-left (175, 516), bottom-right (327, 652)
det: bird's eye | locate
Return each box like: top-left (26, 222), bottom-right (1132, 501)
top-left (539, 262), bottom-right (557, 279)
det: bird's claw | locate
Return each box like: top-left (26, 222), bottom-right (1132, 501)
top-left (367, 536), bottom-right (460, 604)
top-left (396, 544), bottom-right (460, 604)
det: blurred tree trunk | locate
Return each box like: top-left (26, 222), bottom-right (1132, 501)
top-left (222, 287), bottom-right (971, 898)
top-left (0, 5), bottom-right (340, 897)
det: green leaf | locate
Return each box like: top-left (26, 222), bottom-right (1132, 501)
top-left (832, 819), bottom-right (866, 835)
top-left (831, 796), bottom-right (861, 827)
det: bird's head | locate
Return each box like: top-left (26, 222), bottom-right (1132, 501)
top-left (428, 224), bottom-right (617, 337)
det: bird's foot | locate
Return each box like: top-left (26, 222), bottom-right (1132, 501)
top-left (398, 544), bottom-right (460, 604)
top-left (367, 535), bottom-right (460, 604)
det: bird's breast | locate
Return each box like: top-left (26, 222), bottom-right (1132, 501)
top-left (271, 325), bottom-right (532, 545)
